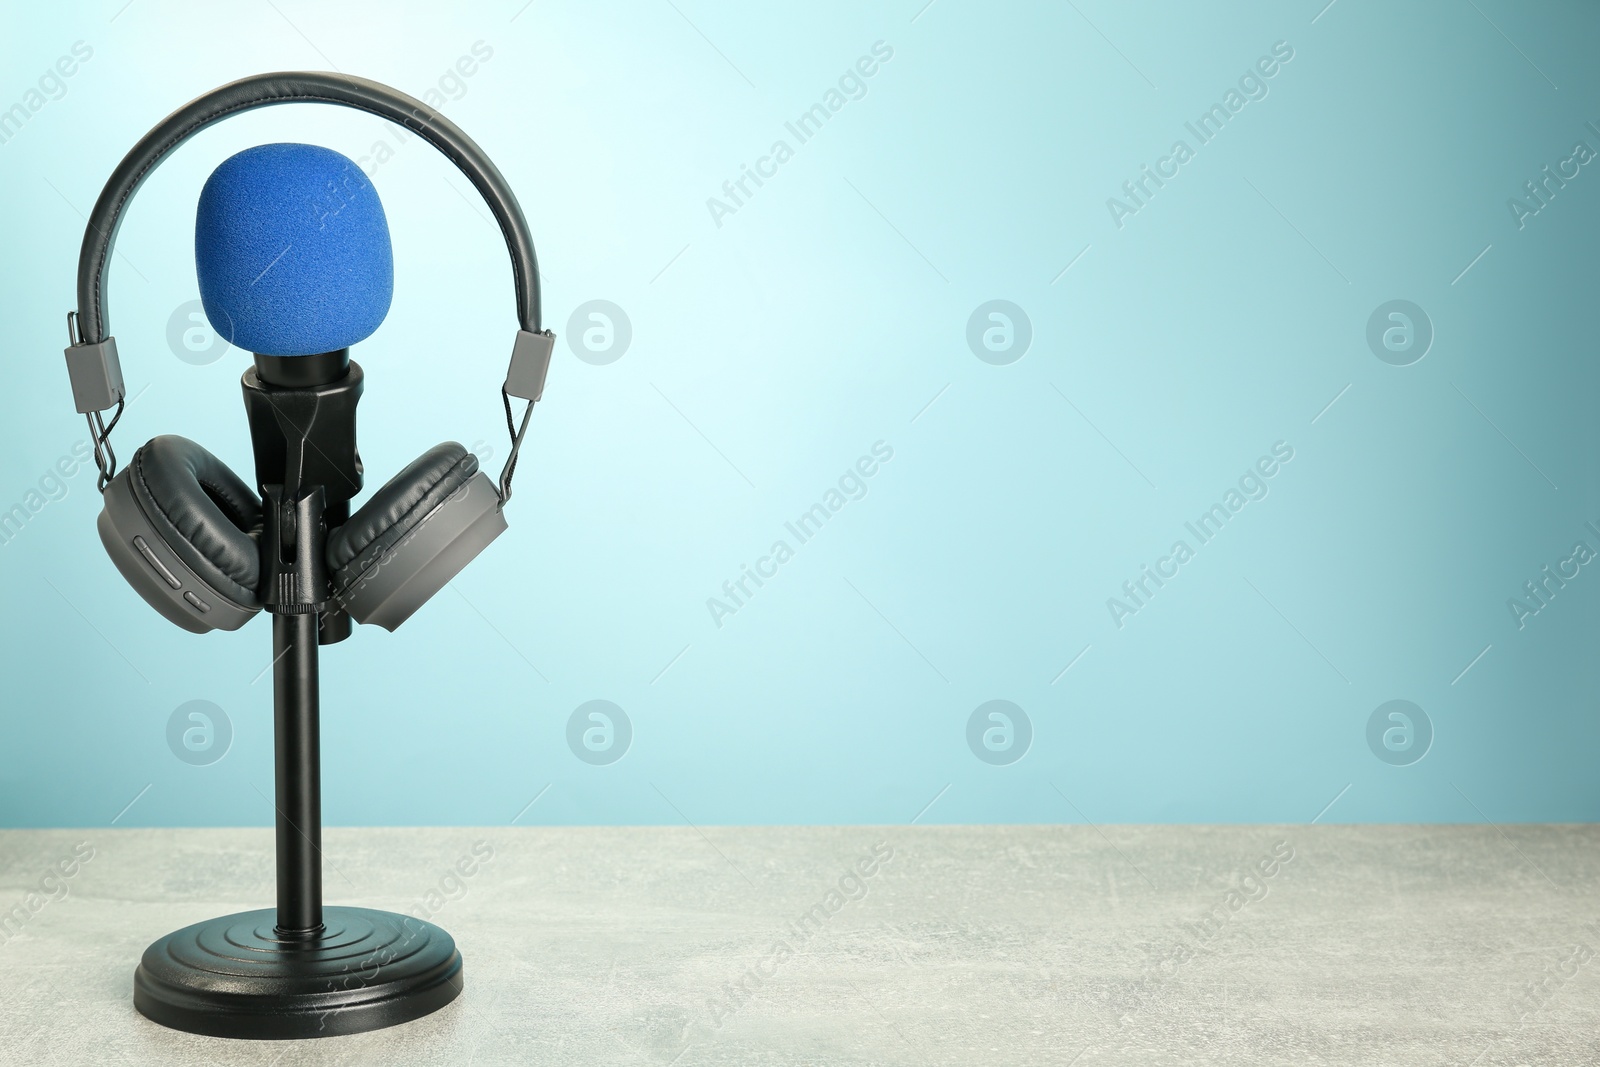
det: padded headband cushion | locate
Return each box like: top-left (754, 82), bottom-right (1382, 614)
top-left (128, 436), bottom-right (263, 606)
top-left (326, 442), bottom-right (478, 584)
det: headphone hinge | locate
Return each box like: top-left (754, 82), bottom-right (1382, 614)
top-left (497, 329), bottom-right (553, 505)
top-left (504, 329), bottom-right (553, 402)
top-left (65, 330), bottom-right (126, 415)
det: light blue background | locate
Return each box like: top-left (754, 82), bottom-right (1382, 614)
top-left (2, 0), bottom-right (1597, 827)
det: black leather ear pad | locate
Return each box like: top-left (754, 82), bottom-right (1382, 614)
top-left (128, 435), bottom-right (264, 606)
top-left (326, 442), bottom-right (478, 581)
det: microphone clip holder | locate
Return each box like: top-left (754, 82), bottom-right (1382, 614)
top-left (260, 484), bottom-right (330, 615)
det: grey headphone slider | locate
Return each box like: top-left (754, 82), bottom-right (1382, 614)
top-left (503, 329), bottom-right (554, 401)
top-left (65, 336), bottom-right (126, 413)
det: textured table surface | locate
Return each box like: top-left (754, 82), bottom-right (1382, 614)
top-left (0, 825), bottom-right (1597, 1065)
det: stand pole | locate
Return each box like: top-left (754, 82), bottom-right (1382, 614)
top-left (273, 612), bottom-right (323, 934)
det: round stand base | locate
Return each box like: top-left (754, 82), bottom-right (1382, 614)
top-left (133, 906), bottom-right (462, 1040)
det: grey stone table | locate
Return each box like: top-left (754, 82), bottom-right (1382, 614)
top-left (0, 825), bottom-right (1597, 1065)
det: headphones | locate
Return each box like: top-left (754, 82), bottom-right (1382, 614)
top-left (62, 72), bottom-right (554, 635)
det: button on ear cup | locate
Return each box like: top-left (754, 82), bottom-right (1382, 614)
top-left (127, 435), bottom-right (264, 607)
top-left (326, 442), bottom-right (508, 631)
top-left (326, 443), bottom-right (478, 578)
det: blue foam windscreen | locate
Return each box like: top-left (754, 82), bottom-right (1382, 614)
top-left (195, 143), bottom-right (393, 357)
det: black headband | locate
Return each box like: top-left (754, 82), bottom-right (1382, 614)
top-left (63, 71), bottom-right (554, 500)
top-left (71, 70), bottom-right (542, 346)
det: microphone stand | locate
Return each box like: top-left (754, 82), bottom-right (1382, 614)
top-left (130, 350), bottom-right (463, 1040)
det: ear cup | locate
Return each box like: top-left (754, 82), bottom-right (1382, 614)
top-left (127, 435), bottom-right (264, 605)
top-left (97, 435), bottom-right (263, 634)
top-left (326, 442), bottom-right (508, 630)
top-left (327, 442), bottom-right (477, 576)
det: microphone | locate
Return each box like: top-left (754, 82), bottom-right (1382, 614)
top-left (195, 143), bottom-right (393, 358)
